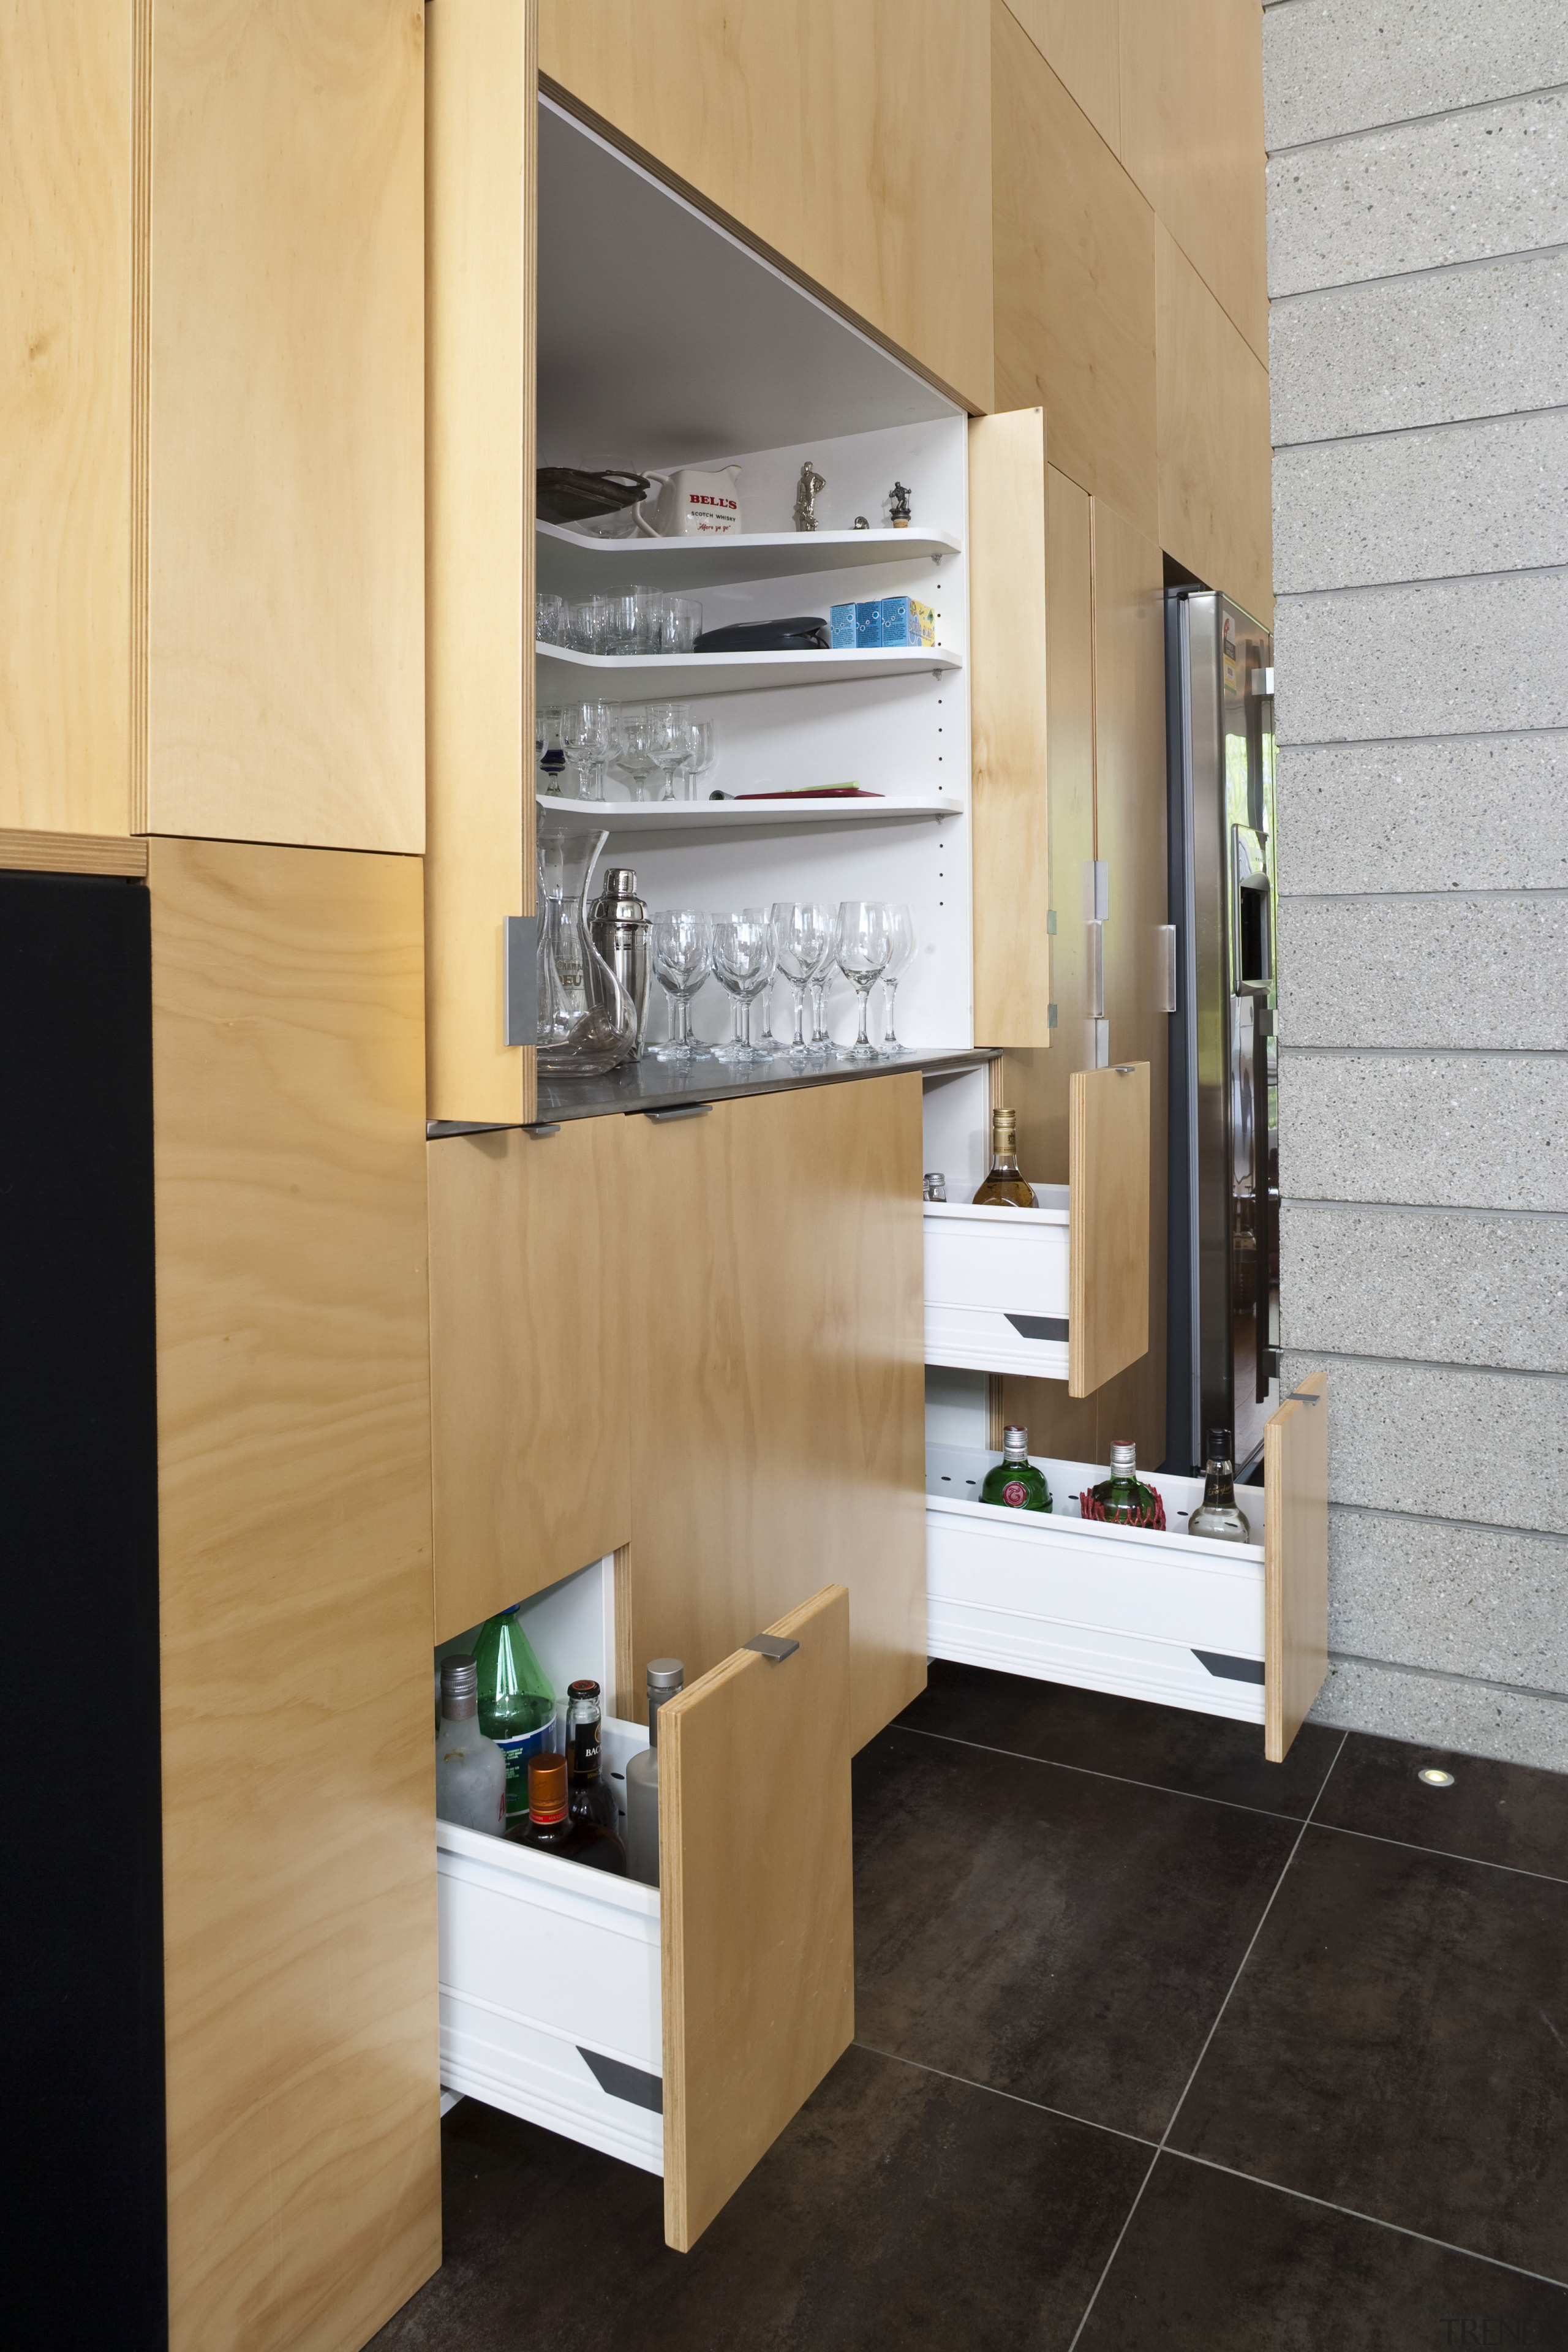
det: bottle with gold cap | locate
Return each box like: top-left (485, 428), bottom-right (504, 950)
top-left (510, 1751), bottom-right (627, 1875)
top-left (972, 1107), bottom-right (1038, 1208)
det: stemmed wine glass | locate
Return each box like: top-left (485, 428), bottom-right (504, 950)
top-left (647, 703), bottom-right (695, 802)
top-left (807, 907), bottom-right (842, 1057)
top-left (557, 701), bottom-right (604, 801)
top-left (877, 903), bottom-right (918, 1055)
top-left (710, 913), bottom-right (777, 1066)
top-left (614, 706), bottom-right (658, 802)
top-left (680, 718), bottom-right (716, 801)
top-left (650, 909), bottom-right (712, 1060)
top-left (835, 901), bottom-right (892, 1063)
top-left (771, 902), bottom-right (835, 1060)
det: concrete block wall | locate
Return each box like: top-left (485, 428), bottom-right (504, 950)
top-left (1262, 0), bottom-right (1568, 1768)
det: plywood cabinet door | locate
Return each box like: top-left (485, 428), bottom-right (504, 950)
top-left (660, 1583), bottom-right (854, 2250)
top-left (428, 1117), bottom-right (632, 1642)
top-left (624, 1079), bottom-right (926, 1755)
top-left (1068, 1061), bottom-right (1150, 1400)
top-left (1264, 1369), bottom-right (1329, 1762)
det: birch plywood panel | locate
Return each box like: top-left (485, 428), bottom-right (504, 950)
top-left (150, 839), bottom-right (438, 2352)
top-left (1265, 1370), bottom-right (1329, 1762)
top-left (1003, 0), bottom-right (1121, 156)
top-left (428, 1119), bottom-right (631, 1640)
top-left (426, 0), bottom-right (538, 1125)
top-left (992, 0), bottom-right (1157, 539)
top-left (969, 408), bottom-right (1052, 1047)
top-left (1156, 223), bottom-right (1273, 625)
top-left (1069, 1061), bottom-right (1149, 1399)
top-left (0, 3), bottom-right (132, 834)
top-left (1118, 0), bottom-right (1268, 366)
top-left (625, 1078), bottom-right (925, 1755)
top-left (143, 1), bottom-right (424, 851)
top-left (661, 1585), bottom-right (854, 2251)
top-left (537, 0), bottom-right (995, 414)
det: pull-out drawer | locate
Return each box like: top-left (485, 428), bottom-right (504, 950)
top-left (437, 1585), bottom-right (854, 2250)
top-left (922, 1063), bottom-right (1150, 1396)
top-left (925, 1373), bottom-right (1328, 1758)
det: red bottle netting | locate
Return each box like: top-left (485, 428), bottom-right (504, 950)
top-left (1079, 1488), bottom-right (1167, 1531)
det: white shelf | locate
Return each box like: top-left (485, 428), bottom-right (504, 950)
top-left (537, 641), bottom-right (960, 702)
top-left (536, 792), bottom-right (962, 832)
top-left (536, 521), bottom-right (961, 598)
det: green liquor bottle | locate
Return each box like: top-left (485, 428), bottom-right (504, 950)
top-left (473, 1607), bottom-right (556, 1828)
top-left (1187, 1427), bottom-right (1253, 1544)
top-left (980, 1425), bottom-right (1052, 1513)
top-left (1081, 1439), bottom-right (1166, 1530)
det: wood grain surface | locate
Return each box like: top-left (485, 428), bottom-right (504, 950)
top-left (660, 1584), bottom-right (854, 2251)
top-left (0, 2), bottom-right (133, 834)
top-left (1003, 0), bottom-right (1121, 155)
top-left (426, 0), bottom-right (537, 1125)
top-left (1069, 1061), bottom-right (1150, 1400)
top-left (992, 0), bottom-right (1157, 540)
top-left (538, 0), bottom-right (995, 413)
top-left (1086, 497), bottom-right (1167, 1457)
top-left (1156, 220), bottom-right (1273, 624)
top-left (625, 1079), bottom-right (925, 1756)
top-left (0, 827), bottom-right (147, 877)
top-left (141, 1), bottom-right (424, 850)
top-left (969, 407), bottom-right (1052, 1048)
top-left (1265, 1370), bottom-right (1329, 1763)
top-left (150, 838), bottom-right (438, 2352)
top-left (428, 1118), bottom-right (631, 1641)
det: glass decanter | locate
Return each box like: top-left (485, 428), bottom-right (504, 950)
top-left (535, 807), bottom-right (639, 1074)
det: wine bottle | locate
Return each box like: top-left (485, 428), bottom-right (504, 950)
top-left (971, 1107), bottom-right (1038, 1208)
top-left (979, 1425), bottom-right (1052, 1513)
top-left (508, 1752), bottom-right (627, 1874)
top-left (473, 1606), bottom-right (556, 1828)
top-left (1081, 1439), bottom-right (1167, 1530)
top-left (565, 1678), bottom-right (620, 1833)
top-left (435, 1655), bottom-right (507, 1836)
top-left (1187, 1427), bottom-right (1253, 1544)
top-left (625, 1659), bottom-right (684, 1888)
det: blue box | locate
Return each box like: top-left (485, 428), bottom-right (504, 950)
top-left (854, 600), bottom-right (883, 648)
top-left (830, 602), bottom-right (856, 649)
top-left (879, 595), bottom-right (936, 647)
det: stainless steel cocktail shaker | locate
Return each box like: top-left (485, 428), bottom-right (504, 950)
top-left (587, 867), bottom-right (651, 1051)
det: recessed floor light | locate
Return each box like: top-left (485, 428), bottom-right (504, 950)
top-left (1419, 1767), bottom-right (1455, 1787)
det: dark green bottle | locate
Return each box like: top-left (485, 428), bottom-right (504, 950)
top-left (1082, 1439), bottom-right (1166, 1530)
top-left (979, 1425), bottom-right (1052, 1513)
top-left (473, 1607), bottom-right (556, 1827)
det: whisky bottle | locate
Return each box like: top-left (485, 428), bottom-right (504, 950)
top-left (565, 1678), bottom-right (620, 1833)
top-left (972, 1107), bottom-right (1038, 1208)
top-left (979, 1425), bottom-right (1052, 1513)
top-left (625, 1659), bottom-right (684, 1888)
top-left (435, 1655), bottom-right (508, 1836)
top-left (510, 1751), bottom-right (627, 1874)
top-left (1187, 1428), bottom-right (1253, 1544)
top-left (1081, 1439), bottom-right (1167, 1530)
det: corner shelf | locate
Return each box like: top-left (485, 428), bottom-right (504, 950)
top-left (535, 792), bottom-right (963, 832)
top-left (536, 521), bottom-right (960, 598)
top-left (537, 642), bottom-right (960, 702)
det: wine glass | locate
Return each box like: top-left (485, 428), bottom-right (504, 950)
top-left (650, 909), bottom-right (712, 1060)
top-left (878, 903), bottom-right (918, 1055)
top-left (535, 704), bottom-right (566, 795)
top-left (613, 706), bottom-right (657, 802)
top-left (579, 701), bottom-right (617, 802)
top-left (743, 904), bottom-right (783, 1055)
top-left (647, 702), bottom-right (695, 802)
top-left (835, 901), bottom-right (892, 1062)
top-left (710, 913), bottom-right (777, 1066)
top-left (771, 902), bottom-right (834, 1060)
top-left (807, 906), bottom-right (842, 1057)
top-left (557, 701), bottom-right (601, 800)
top-left (680, 718), bottom-right (716, 802)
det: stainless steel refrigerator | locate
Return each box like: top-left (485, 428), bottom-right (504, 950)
top-left (1165, 591), bottom-right (1278, 1476)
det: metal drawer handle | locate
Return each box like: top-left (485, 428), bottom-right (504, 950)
top-left (744, 1634), bottom-right (800, 1663)
top-left (644, 1103), bottom-right (712, 1123)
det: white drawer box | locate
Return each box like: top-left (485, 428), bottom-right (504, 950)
top-left (923, 1184), bottom-right (1070, 1378)
top-left (926, 1442), bottom-right (1268, 1724)
top-left (437, 1719), bottom-right (665, 2173)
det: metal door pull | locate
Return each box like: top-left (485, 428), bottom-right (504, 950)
top-left (1284, 1387), bottom-right (1323, 1406)
top-left (644, 1102), bottom-right (712, 1122)
top-left (744, 1634), bottom-right (801, 1662)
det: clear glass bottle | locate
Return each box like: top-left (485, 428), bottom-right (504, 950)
top-left (435, 1655), bottom-right (507, 1836)
top-left (565, 1678), bottom-right (620, 1834)
top-left (972, 1107), bottom-right (1038, 1208)
top-left (625, 1659), bottom-right (684, 1888)
top-left (979, 1425), bottom-right (1052, 1513)
top-left (1188, 1427), bottom-right (1253, 1545)
top-left (1082, 1439), bottom-right (1167, 1530)
top-left (473, 1607), bottom-right (556, 1830)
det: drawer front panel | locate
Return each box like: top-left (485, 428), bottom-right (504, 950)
top-left (924, 1202), bottom-right (1070, 1375)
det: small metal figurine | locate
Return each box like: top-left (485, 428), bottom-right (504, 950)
top-left (793, 461), bottom-right (827, 532)
top-left (889, 480), bottom-right (913, 529)
top-left (853, 514), bottom-right (870, 530)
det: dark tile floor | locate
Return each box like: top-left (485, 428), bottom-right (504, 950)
top-left (371, 1657), bottom-right (1568, 2351)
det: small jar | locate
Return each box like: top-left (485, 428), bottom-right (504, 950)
top-left (923, 1171), bottom-right (947, 1202)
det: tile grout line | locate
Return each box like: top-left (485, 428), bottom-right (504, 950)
top-left (1166, 2148), bottom-right (1568, 2296)
top-left (1309, 1815), bottom-right (1568, 1893)
top-left (892, 1721), bottom-right (1322, 1830)
top-left (1063, 1732), bottom-right (1350, 2351)
top-left (848, 2041), bottom-right (1160, 2154)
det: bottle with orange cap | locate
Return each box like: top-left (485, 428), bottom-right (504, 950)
top-left (510, 1752), bottom-right (627, 1875)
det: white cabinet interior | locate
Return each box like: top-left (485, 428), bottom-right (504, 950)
top-left (539, 99), bottom-right (975, 1057)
